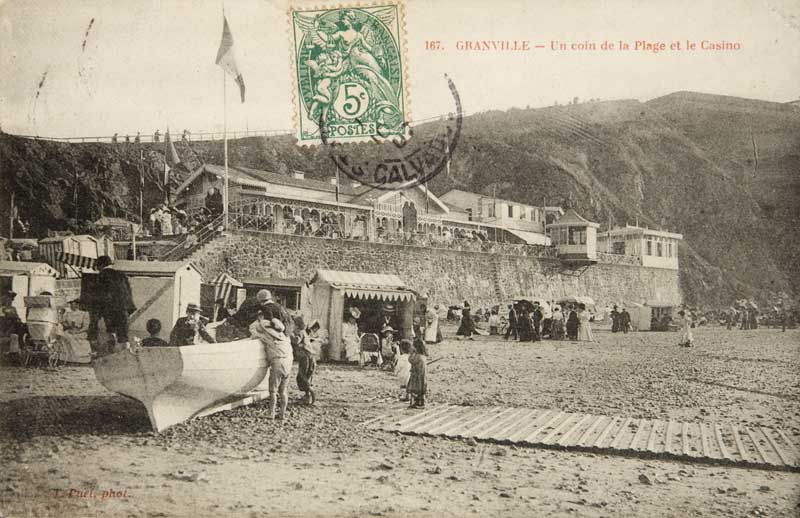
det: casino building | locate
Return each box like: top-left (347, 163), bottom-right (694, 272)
top-left (175, 163), bottom-right (559, 246)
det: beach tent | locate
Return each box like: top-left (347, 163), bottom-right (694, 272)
top-left (306, 269), bottom-right (416, 361)
top-left (80, 260), bottom-right (202, 343)
top-left (624, 302), bottom-right (651, 331)
top-left (0, 261), bottom-right (58, 322)
top-left (38, 235), bottom-right (103, 278)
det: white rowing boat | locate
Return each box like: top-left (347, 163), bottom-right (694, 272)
top-left (93, 339), bottom-right (267, 432)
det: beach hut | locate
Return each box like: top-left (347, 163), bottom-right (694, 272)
top-left (306, 270), bottom-right (417, 361)
top-left (625, 302), bottom-right (651, 331)
top-left (242, 277), bottom-right (306, 311)
top-left (80, 260), bottom-right (202, 342)
top-left (0, 261), bottom-right (58, 322)
top-left (200, 272), bottom-right (246, 320)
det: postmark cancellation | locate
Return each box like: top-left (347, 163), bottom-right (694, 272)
top-left (289, 2), bottom-right (410, 145)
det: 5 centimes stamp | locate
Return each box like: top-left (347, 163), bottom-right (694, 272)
top-left (289, 2), bottom-right (410, 145)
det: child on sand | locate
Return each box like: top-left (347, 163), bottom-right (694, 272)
top-left (407, 339), bottom-right (428, 408)
top-left (293, 315), bottom-right (317, 405)
top-left (141, 319), bottom-right (169, 347)
top-left (394, 339), bottom-right (412, 401)
top-left (251, 314), bottom-right (293, 420)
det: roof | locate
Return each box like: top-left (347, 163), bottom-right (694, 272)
top-left (504, 228), bottom-right (548, 245)
top-left (0, 261), bottom-right (59, 276)
top-left (242, 277), bottom-right (306, 289)
top-left (311, 269), bottom-right (407, 289)
top-left (598, 225), bottom-right (683, 240)
top-left (94, 216), bottom-right (137, 227)
top-left (38, 234), bottom-right (99, 244)
top-left (112, 260), bottom-right (200, 277)
top-left (310, 269), bottom-right (414, 302)
top-left (349, 181), bottom-right (451, 213)
top-left (547, 209), bottom-right (600, 228)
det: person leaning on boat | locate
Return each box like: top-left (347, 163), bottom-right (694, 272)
top-left (169, 303), bottom-right (216, 346)
top-left (218, 289), bottom-right (285, 341)
top-left (249, 313), bottom-right (293, 420)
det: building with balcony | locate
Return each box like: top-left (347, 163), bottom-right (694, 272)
top-left (597, 225), bottom-right (682, 269)
top-left (547, 209), bottom-right (599, 264)
top-left (438, 189), bottom-right (559, 245)
top-left (174, 164), bottom-right (546, 245)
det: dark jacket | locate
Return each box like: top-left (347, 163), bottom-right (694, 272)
top-left (98, 267), bottom-right (136, 315)
top-left (508, 308), bottom-right (517, 324)
top-left (169, 316), bottom-right (215, 346)
top-left (227, 298), bottom-right (285, 331)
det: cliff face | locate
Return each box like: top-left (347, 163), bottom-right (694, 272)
top-left (2, 91), bottom-right (798, 307)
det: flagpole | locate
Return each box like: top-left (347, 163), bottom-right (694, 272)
top-left (223, 70), bottom-right (229, 230)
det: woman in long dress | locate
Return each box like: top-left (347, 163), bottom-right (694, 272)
top-left (341, 307), bottom-right (362, 362)
top-left (577, 303), bottom-right (595, 342)
top-left (677, 310), bottom-right (694, 347)
top-left (424, 304), bottom-right (440, 344)
top-left (456, 302), bottom-right (476, 340)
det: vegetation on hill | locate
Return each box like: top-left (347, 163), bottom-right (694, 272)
top-left (2, 91), bottom-right (797, 307)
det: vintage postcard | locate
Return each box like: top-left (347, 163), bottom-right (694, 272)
top-left (1, 1), bottom-right (799, 517)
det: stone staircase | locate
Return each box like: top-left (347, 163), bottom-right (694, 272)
top-left (490, 257), bottom-right (505, 302)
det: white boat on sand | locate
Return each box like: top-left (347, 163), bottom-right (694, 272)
top-left (93, 339), bottom-right (267, 432)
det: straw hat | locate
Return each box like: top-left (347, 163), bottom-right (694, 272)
top-left (349, 307), bottom-right (361, 319)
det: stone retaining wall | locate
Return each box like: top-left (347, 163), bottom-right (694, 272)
top-left (190, 231), bottom-right (681, 309)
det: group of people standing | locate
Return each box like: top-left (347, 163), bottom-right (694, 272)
top-left (504, 302), bottom-right (595, 342)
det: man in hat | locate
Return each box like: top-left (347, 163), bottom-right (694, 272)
top-left (504, 303), bottom-right (519, 341)
top-left (225, 289), bottom-right (285, 339)
top-left (88, 255), bottom-right (136, 355)
top-left (169, 303), bottom-right (215, 346)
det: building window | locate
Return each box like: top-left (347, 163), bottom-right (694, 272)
top-left (466, 208), bottom-right (473, 221)
top-left (646, 240), bottom-right (652, 256)
top-left (508, 205), bottom-right (514, 218)
top-left (520, 208), bottom-right (526, 220)
top-left (488, 203), bottom-right (495, 218)
top-left (657, 241), bottom-right (663, 257)
top-left (667, 242), bottom-right (672, 257)
top-left (612, 242), bottom-right (625, 254)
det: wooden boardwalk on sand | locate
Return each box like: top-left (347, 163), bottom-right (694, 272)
top-left (365, 405), bottom-right (800, 472)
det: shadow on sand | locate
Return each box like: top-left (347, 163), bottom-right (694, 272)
top-left (1, 395), bottom-right (152, 440)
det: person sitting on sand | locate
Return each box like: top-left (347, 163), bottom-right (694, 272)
top-left (142, 318), bottom-right (169, 347)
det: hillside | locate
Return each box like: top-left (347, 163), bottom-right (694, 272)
top-left (2, 91), bottom-right (798, 307)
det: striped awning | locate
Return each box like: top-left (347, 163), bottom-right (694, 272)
top-left (342, 287), bottom-right (414, 302)
top-left (212, 272), bottom-right (243, 303)
top-left (58, 251), bottom-right (97, 271)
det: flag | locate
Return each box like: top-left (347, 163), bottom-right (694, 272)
top-left (445, 138), bottom-right (451, 178)
top-left (216, 16), bottom-right (246, 102)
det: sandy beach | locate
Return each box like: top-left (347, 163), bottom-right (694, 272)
top-left (2, 325), bottom-right (798, 517)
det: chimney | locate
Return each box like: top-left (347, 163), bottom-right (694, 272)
top-left (329, 177), bottom-right (338, 185)
top-left (293, 171), bottom-right (305, 180)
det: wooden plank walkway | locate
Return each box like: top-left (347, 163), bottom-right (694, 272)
top-left (366, 404), bottom-right (800, 471)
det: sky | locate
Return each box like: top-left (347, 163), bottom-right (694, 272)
top-left (1, 0), bottom-right (798, 138)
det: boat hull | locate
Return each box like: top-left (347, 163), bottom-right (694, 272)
top-left (94, 339), bottom-right (267, 432)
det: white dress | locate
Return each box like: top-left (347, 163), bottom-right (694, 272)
top-left (578, 310), bottom-right (595, 342)
top-left (341, 320), bottom-right (361, 362)
top-left (424, 309), bottom-right (439, 343)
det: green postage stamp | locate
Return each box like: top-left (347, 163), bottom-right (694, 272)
top-left (290, 3), bottom-right (410, 145)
